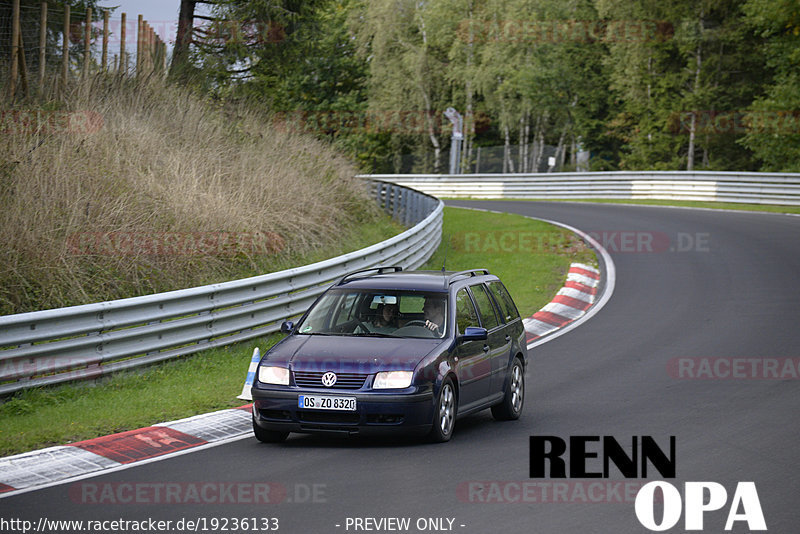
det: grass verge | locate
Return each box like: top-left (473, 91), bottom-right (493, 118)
top-left (0, 207), bottom-right (597, 457)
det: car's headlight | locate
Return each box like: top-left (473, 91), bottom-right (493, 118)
top-left (258, 366), bottom-right (289, 385)
top-left (373, 370), bottom-right (413, 389)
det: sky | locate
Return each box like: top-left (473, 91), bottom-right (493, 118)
top-left (95, 0), bottom-right (213, 55)
top-left (97, 0), bottom-right (180, 48)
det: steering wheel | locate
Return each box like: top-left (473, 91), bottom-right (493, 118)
top-left (404, 320), bottom-right (428, 327)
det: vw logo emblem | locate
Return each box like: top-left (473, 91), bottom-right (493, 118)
top-left (321, 372), bottom-right (337, 387)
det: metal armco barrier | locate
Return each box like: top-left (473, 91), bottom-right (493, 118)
top-left (0, 181), bottom-right (442, 395)
top-left (361, 171), bottom-right (800, 206)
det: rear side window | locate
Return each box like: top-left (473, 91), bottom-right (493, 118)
top-left (470, 284), bottom-right (500, 330)
top-left (455, 288), bottom-right (480, 334)
top-left (488, 281), bottom-right (520, 323)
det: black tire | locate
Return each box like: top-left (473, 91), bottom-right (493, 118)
top-left (491, 358), bottom-right (525, 421)
top-left (252, 412), bottom-right (289, 443)
top-left (429, 378), bottom-right (456, 442)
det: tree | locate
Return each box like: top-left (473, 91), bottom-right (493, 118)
top-left (739, 0), bottom-right (800, 171)
top-left (598, 0), bottom-right (768, 170)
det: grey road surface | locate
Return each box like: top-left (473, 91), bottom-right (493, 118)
top-left (2, 200), bottom-right (798, 534)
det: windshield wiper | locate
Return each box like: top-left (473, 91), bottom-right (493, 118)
top-left (349, 332), bottom-right (398, 338)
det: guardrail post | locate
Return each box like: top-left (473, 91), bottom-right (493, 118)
top-left (391, 185), bottom-right (399, 220)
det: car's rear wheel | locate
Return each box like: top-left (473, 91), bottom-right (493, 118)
top-left (491, 358), bottom-right (524, 421)
top-left (252, 412), bottom-right (289, 443)
top-left (429, 378), bottom-right (456, 442)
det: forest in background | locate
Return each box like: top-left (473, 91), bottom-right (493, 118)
top-left (168, 0), bottom-right (800, 173)
top-left (3, 0), bottom-right (799, 173)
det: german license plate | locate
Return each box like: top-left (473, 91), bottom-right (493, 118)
top-left (298, 395), bottom-right (356, 411)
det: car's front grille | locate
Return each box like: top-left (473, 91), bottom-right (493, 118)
top-left (293, 371), bottom-right (367, 390)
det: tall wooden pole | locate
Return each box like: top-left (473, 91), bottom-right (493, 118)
top-left (38, 2), bottom-right (47, 90)
top-left (148, 25), bottom-right (154, 74)
top-left (61, 4), bottom-right (70, 89)
top-left (137, 14), bottom-right (143, 76)
top-left (17, 31), bottom-right (29, 98)
top-left (120, 13), bottom-right (127, 74)
top-left (9, 0), bottom-right (20, 97)
top-left (102, 10), bottom-right (109, 71)
top-left (83, 7), bottom-right (92, 78)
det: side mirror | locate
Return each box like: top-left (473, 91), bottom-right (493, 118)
top-left (280, 320), bottom-right (295, 334)
top-left (460, 326), bottom-right (488, 342)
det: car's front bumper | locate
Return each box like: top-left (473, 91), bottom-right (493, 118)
top-left (251, 386), bottom-right (435, 436)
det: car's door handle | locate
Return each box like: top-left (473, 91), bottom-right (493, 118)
top-left (505, 335), bottom-right (511, 342)
top-left (482, 345), bottom-right (490, 353)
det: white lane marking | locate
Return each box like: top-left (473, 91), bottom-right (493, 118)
top-left (155, 408), bottom-right (251, 443)
top-left (567, 272), bottom-right (600, 287)
top-left (0, 433), bottom-right (254, 500)
top-left (523, 318), bottom-right (560, 337)
top-left (571, 263), bottom-right (600, 274)
top-left (0, 446), bottom-right (121, 493)
top-left (557, 287), bottom-right (594, 303)
top-left (541, 302), bottom-right (585, 320)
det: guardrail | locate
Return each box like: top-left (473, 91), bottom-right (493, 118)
top-left (0, 181), bottom-right (443, 395)
top-left (361, 171), bottom-right (800, 206)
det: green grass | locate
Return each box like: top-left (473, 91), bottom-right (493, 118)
top-left (0, 207), bottom-right (597, 457)
top-left (499, 198), bottom-right (800, 215)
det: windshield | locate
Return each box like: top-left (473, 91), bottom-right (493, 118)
top-left (296, 289), bottom-right (448, 339)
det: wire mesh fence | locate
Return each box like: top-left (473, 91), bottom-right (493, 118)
top-left (1, 1), bottom-right (166, 98)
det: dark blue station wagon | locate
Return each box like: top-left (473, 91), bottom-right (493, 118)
top-left (251, 267), bottom-right (527, 442)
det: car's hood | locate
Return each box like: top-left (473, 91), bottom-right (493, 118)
top-left (264, 334), bottom-right (446, 373)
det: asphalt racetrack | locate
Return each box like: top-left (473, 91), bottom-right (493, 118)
top-left (2, 200), bottom-right (799, 533)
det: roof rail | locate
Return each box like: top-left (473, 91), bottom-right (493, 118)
top-left (337, 266), bottom-right (403, 285)
top-left (446, 269), bottom-right (490, 285)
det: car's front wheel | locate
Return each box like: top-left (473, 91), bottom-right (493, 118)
top-left (491, 357), bottom-right (524, 421)
top-left (252, 411), bottom-right (289, 443)
top-left (429, 378), bottom-right (456, 442)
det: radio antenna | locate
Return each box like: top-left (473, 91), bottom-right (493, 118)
top-left (441, 234), bottom-right (449, 273)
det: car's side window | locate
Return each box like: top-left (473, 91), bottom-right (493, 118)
top-left (488, 281), bottom-right (520, 323)
top-left (470, 284), bottom-right (500, 331)
top-left (455, 288), bottom-right (480, 334)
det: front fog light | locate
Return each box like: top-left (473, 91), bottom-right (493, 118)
top-left (373, 370), bottom-right (413, 389)
top-left (258, 366), bottom-right (289, 385)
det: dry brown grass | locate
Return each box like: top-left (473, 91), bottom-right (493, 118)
top-left (0, 74), bottom-right (384, 315)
